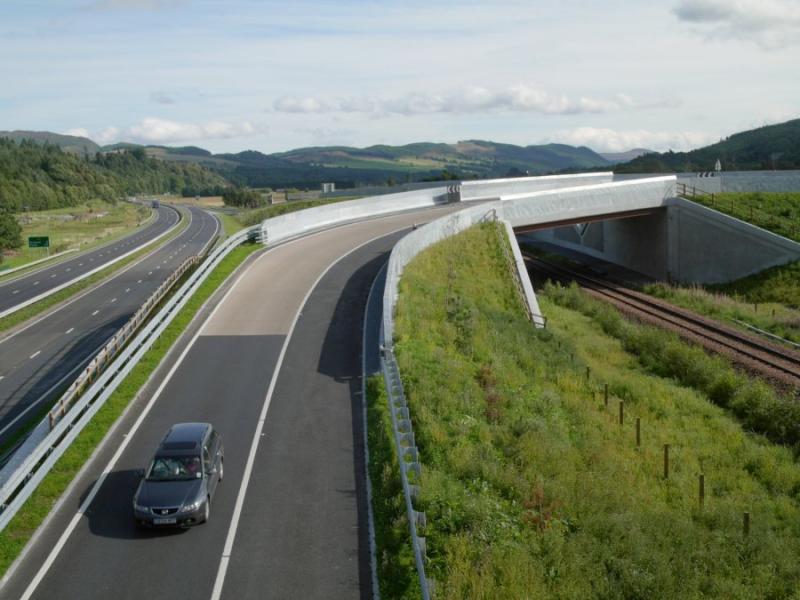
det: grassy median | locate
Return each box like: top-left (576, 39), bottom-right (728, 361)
top-left (0, 242), bottom-right (261, 577)
top-left (0, 207), bottom-right (188, 336)
top-left (385, 222), bottom-right (800, 598)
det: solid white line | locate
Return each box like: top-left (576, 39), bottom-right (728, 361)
top-left (29, 351), bottom-right (41, 360)
top-left (210, 226), bottom-right (411, 600)
top-left (65, 328), bottom-right (74, 334)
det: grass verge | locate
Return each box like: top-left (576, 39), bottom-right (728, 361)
top-left (0, 208), bottom-right (188, 336)
top-left (390, 221), bottom-right (800, 598)
top-left (0, 242), bottom-right (261, 577)
top-left (366, 375), bottom-right (421, 600)
top-left (1, 200), bottom-right (151, 273)
top-left (690, 191), bottom-right (800, 242)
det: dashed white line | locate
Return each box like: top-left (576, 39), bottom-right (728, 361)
top-left (137, 279), bottom-right (142, 284)
top-left (79, 263), bottom-right (83, 266)
top-left (50, 274), bottom-right (56, 278)
top-left (92, 310), bottom-right (99, 316)
top-left (125, 288), bottom-right (131, 293)
top-left (29, 350), bottom-right (41, 360)
top-left (147, 272), bottom-right (152, 276)
top-left (65, 327), bottom-right (74, 334)
top-left (111, 298), bottom-right (117, 303)
top-left (33, 281), bottom-right (39, 286)
top-left (12, 290), bottom-right (19, 294)
top-left (66, 268), bottom-right (71, 272)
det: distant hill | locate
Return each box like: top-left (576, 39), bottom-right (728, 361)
top-left (0, 130), bottom-right (100, 155)
top-left (617, 118), bottom-right (800, 173)
top-left (600, 148), bottom-right (654, 163)
top-left (104, 139), bottom-right (610, 189)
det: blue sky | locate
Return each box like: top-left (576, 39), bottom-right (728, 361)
top-left (1, 0), bottom-right (798, 154)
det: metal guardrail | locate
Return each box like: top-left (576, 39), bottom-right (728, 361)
top-left (380, 346), bottom-right (431, 600)
top-left (0, 227), bottom-right (252, 531)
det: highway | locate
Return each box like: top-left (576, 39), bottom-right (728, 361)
top-left (0, 206), bottom-right (219, 448)
top-left (0, 205), bottom-right (457, 600)
top-left (0, 205), bottom-right (179, 315)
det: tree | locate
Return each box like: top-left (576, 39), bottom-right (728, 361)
top-left (0, 209), bottom-right (23, 263)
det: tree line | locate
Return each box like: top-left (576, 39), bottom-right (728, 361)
top-left (0, 139), bottom-right (229, 213)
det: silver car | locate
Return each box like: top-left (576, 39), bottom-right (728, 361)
top-left (133, 422), bottom-right (224, 528)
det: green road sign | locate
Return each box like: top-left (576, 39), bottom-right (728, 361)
top-left (28, 236), bottom-right (50, 248)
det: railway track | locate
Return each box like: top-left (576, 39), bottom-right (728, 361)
top-left (524, 254), bottom-right (800, 389)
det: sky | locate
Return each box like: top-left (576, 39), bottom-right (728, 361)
top-left (1, 0), bottom-right (798, 154)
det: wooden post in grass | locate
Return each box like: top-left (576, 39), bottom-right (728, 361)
top-left (619, 401), bottom-right (624, 426)
top-left (586, 366), bottom-right (591, 381)
top-left (604, 383), bottom-right (609, 407)
top-left (636, 418), bottom-right (641, 447)
top-left (743, 512), bottom-right (750, 536)
top-left (663, 444), bottom-right (670, 479)
top-left (754, 303), bottom-right (758, 314)
top-left (699, 474), bottom-right (705, 508)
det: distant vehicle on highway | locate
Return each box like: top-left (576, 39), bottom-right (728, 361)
top-left (132, 422), bottom-right (223, 528)
top-left (151, 199), bottom-right (160, 209)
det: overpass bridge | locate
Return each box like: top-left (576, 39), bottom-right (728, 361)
top-left (2, 171), bottom-right (799, 600)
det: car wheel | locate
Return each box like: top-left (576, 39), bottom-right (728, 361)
top-left (218, 459), bottom-right (224, 482)
top-left (203, 497), bottom-right (211, 523)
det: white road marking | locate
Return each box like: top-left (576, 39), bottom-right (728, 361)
top-left (147, 272), bottom-right (152, 276)
top-left (50, 274), bottom-right (56, 278)
top-left (111, 298), bottom-right (117, 303)
top-left (33, 281), bottom-right (39, 286)
top-left (0, 376), bottom-right (4, 381)
top-left (210, 229), bottom-right (404, 600)
top-left (137, 279), bottom-right (142, 284)
top-left (12, 290), bottom-right (19, 294)
top-left (66, 268), bottom-right (71, 272)
top-left (79, 263), bottom-right (83, 266)
top-left (92, 310), bottom-right (99, 316)
top-left (65, 328), bottom-right (74, 334)
top-left (29, 350), bottom-right (41, 360)
top-left (125, 288), bottom-right (130, 293)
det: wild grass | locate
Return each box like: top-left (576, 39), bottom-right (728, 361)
top-left (0, 209), bottom-right (189, 335)
top-left (2, 200), bottom-right (150, 272)
top-left (0, 242), bottom-right (261, 578)
top-left (644, 276), bottom-right (800, 345)
top-left (691, 191), bottom-right (800, 242)
top-left (390, 222), bottom-right (800, 599)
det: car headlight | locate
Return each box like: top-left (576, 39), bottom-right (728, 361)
top-left (132, 501), bottom-right (148, 512)
top-left (183, 498), bottom-right (203, 512)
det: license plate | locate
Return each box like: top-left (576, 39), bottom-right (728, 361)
top-left (153, 517), bottom-right (176, 525)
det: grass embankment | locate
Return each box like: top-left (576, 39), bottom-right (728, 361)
top-left (0, 208), bottom-right (189, 336)
top-left (0, 242), bottom-right (261, 577)
top-left (1, 200), bottom-right (151, 273)
top-left (690, 191), bottom-right (800, 243)
top-left (382, 222), bottom-right (800, 598)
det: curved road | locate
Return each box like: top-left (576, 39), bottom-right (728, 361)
top-left (0, 205), bottom-right (458, 600)
top-left (0, 205), bottom-right (179, 315)
top-left (0, 206), bottom-right (219, 447)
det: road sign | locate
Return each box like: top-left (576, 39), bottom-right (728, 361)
top-left (28, 236), bottom-right (50, 248)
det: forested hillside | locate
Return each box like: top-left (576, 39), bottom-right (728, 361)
top-left (617, 119), bottom-right (800, 173)
top-left (0, 139), bottom-right (228, 212)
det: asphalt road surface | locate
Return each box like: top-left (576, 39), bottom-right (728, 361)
top-left (0, 206), bottom-right (219, 447)
top-left (0, 205), bottom-right (179, 315)
top-left (0, 205), bottom-right (457, 600)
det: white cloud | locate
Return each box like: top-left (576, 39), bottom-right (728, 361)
top-left (83, 0), bottom-right (186, 11)
top-left (274, 84), bottom-right (677, 117)
top-left (673, 0), bottom-right (800, 49)
top-left (63, 128), bottom-right (91, 138)
top-left (73, 118), bottom-right (264, 145)
top-left (548, 127), bottom-right (717, 153)
top-left (125, 118), bottom-right (262, 144)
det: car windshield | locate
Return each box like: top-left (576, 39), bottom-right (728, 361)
top-left (146, 455), bottom-right (202, 481)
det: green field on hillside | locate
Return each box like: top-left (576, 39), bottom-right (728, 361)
top-left (1, 200), bottom-right (150, 272)
top-left (379, 222), bottom-right (800, 599)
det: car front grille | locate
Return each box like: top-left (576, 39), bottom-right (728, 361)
top-left (150, 507), bottom-right (179, 516)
